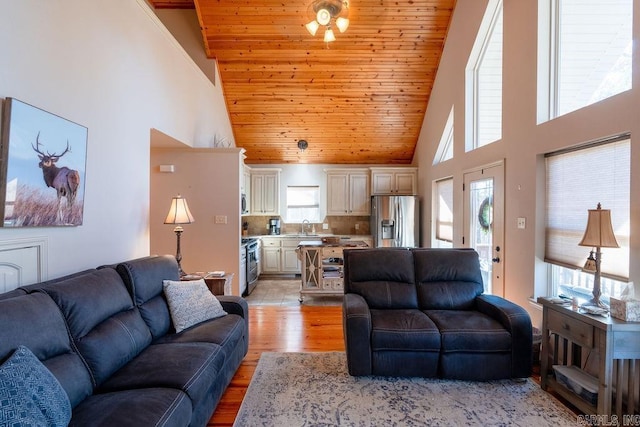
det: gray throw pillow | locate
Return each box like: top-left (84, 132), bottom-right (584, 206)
top-left (0, 345), bottom-right (72, 427)
top-left (163, 279), bottom-right (227, 333)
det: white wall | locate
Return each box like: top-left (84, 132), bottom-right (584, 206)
top-left (150, 147), bottom-right (243, 295)
top-left (0, 0), bottom-right (234, 278)
top-left (414, 0), bottom-right (640, 326)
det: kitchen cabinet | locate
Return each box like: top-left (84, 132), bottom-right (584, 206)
top-left (370, 167), bottom-right (417, 195)
top-left (260, 237), bottom-right (303, 274)
top-left (281, 239), bottom-right (302, 273)
top-left (261, 237), bottom-right (281, 273)
top-left (326, 169), bottom-right (370, 216)
top-left (250, 169), bottom-right (280, 215)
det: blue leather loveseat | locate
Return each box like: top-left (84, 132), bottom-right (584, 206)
top-left (0, 255), bottom-right (248, 426)
top-left (342, 248), bottom-right (532, 380)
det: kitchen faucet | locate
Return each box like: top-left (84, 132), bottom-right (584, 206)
top-left (301, 219), bottom-right (310, 235)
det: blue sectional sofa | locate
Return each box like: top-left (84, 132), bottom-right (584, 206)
top-left (342, 248), bottom-right (532, 380)
top-left (0, 255), bottom-right (248, 427)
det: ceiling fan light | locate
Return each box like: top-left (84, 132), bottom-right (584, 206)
top-left (336, 17), bottom-right (349, 33)
top-left (317, 8), bottom-right (331, 26)
top-left (323, 27), bottom-right (336, 43)
top-left (305, 20), bottom-right (320, 36)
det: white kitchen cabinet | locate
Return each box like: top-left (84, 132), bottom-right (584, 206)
top-left (250, 169), bottom-right (280, 215)
top-left (259, 236), bottom-right (303, 274)
top-left (370, 167), bottom-right (417, 195)
top-left (326, 169), bottom-right (370, 216)
top-left (261, 238), bottom-right (281, 273)
top-left (281, 238), bottom-right (302, 273)
top-left (242, 165), bottom-right (251, 194)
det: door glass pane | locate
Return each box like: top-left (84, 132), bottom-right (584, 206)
top-left (469, 178), bottom-right (493, 293)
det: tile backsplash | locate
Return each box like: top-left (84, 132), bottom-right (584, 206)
top-left (242, 216), bottom-right (370, 236)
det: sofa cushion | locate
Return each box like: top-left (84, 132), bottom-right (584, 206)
top-left (370, 309), bottom-right (441, 352)
top-left (343, 248), bottom-right (417, 309)
top-left (425, 310), bottom-right (512, 352)
top-left (116, 255), bottom-right (180, 340)
top-left (0, 292), bottom-right (93, 407)
top-left (156, 313), bottom-right (246, 362)
top-left (0, 346), bottom-right (72, 427)
top-left (163, 279), bottom-right (227, 333)
top-left (41, 268), bottom-right (152, 386)
top-left (99, 342), bottom-right (225, 406)
top-left (70, 388), bottom-right (192, 427)
top-left (414, 249), bottom-right (484, 310)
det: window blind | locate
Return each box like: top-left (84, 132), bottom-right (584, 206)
top-left (545, 137), bottom-right (630, 280)
top-left (435, 178), bottom-right (454, 242)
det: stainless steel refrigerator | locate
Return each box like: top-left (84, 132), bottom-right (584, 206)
top-left (371, 195), bottom-right (419, 248)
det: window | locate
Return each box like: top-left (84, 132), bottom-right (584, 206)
top-left (433, 177), bottom-right (453, 248)
top-left (545, 136), bottom-right (630, 301)
top-left (286, 186), bottom-right (320, 223)
top-left (465, 0), bottom-right (503, 151)
top-left (540, 0), bottom-right (632, 121)
top-left (433, 107), bottom-right (454, 165)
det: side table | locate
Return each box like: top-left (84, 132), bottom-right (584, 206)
top-left (181, 273), bottom-right (234, 296)
top-left (203, 273), bottom-right (234, 296)
top-left (538, 297), bottom-right (640, 419)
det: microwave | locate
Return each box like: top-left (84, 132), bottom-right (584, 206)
top-left (241, 193), bottom-right (248, 214)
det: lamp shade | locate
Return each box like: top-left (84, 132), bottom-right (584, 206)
top-left (305, 20), bottom-right (320, 36)
top-left (336, 16), bottom-right (349, 32)
top-left (578, 203), bottom-right (619, 248)
top-left (164, 195), bottom-right (195, 225)
top-left (324, 27), bottom-right (336, 43)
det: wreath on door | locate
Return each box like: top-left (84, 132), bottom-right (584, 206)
top-left (478, 196), bottom-right (493, 232)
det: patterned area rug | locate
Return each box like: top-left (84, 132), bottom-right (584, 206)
top-left (234, 352), bottom-right (577, 426)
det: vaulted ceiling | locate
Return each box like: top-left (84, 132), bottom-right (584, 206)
top-left (149, 0), bottom-right (456, 164)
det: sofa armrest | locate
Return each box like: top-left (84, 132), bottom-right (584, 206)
top-left (476, 294), bottom-right (532, 378)
top-left (342, 293), bottom-right (373, 376)
top-left (217, 295), bottom-right (248, 319)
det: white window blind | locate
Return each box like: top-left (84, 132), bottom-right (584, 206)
top-left (435, 178), bottom-right (454, 243)
top-left (545, 137), bottom-right (630, 280)
top-left (286, 186), bottom-right (320, 222)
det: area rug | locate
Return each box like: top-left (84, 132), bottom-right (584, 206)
top-left (233, 352), bottom-right (577, 426)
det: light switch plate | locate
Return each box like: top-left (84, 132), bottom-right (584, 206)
top-left (322, 223), bottom-right (329, 230)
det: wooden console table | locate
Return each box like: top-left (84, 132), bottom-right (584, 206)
top-left (538, 297), bottom-right (640, 418)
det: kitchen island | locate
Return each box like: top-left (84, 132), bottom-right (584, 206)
top-left (296, 240), bottom-right (369, 303)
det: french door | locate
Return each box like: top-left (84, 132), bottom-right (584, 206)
top-left (463, 162), bottom-right (504, 297)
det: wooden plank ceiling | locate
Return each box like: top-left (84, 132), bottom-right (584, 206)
top-left (150, 0), bottom-right (456, 164)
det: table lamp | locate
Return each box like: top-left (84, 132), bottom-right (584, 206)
top-left (164, 194), bottom-right (195, 277)
top-left (578, 203), bottom-right (619, 308)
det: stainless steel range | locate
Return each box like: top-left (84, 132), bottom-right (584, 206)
top-left (241, 238), bottom-right (260, 295)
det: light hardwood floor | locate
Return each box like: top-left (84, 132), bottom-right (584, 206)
top-left (207, 304), bottom-right (345, 426)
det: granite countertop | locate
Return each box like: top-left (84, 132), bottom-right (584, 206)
top-left (297, 240), bottom-right (369, 248)
top-left (249, 234), bottom-right (372, 241)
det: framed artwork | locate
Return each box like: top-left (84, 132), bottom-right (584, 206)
top-left (0, 98), bottom-right (88, 227)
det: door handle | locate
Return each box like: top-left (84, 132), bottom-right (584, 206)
top-left (492, 246), bottom-right (500, 263)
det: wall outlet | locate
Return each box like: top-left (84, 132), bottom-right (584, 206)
top-left (215, 215), bottom-right (227, 224)
top-left (355, 223), bottom-right (360, 230)
top-left (322, 223), bottom-right (329, 230)
top-left (517, 217), bottom-right (526, 229)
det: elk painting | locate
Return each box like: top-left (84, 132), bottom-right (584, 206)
top-left (0, 98), bottom-right (87, 227)
top-left (32, 133), bottom-right (81, 223)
